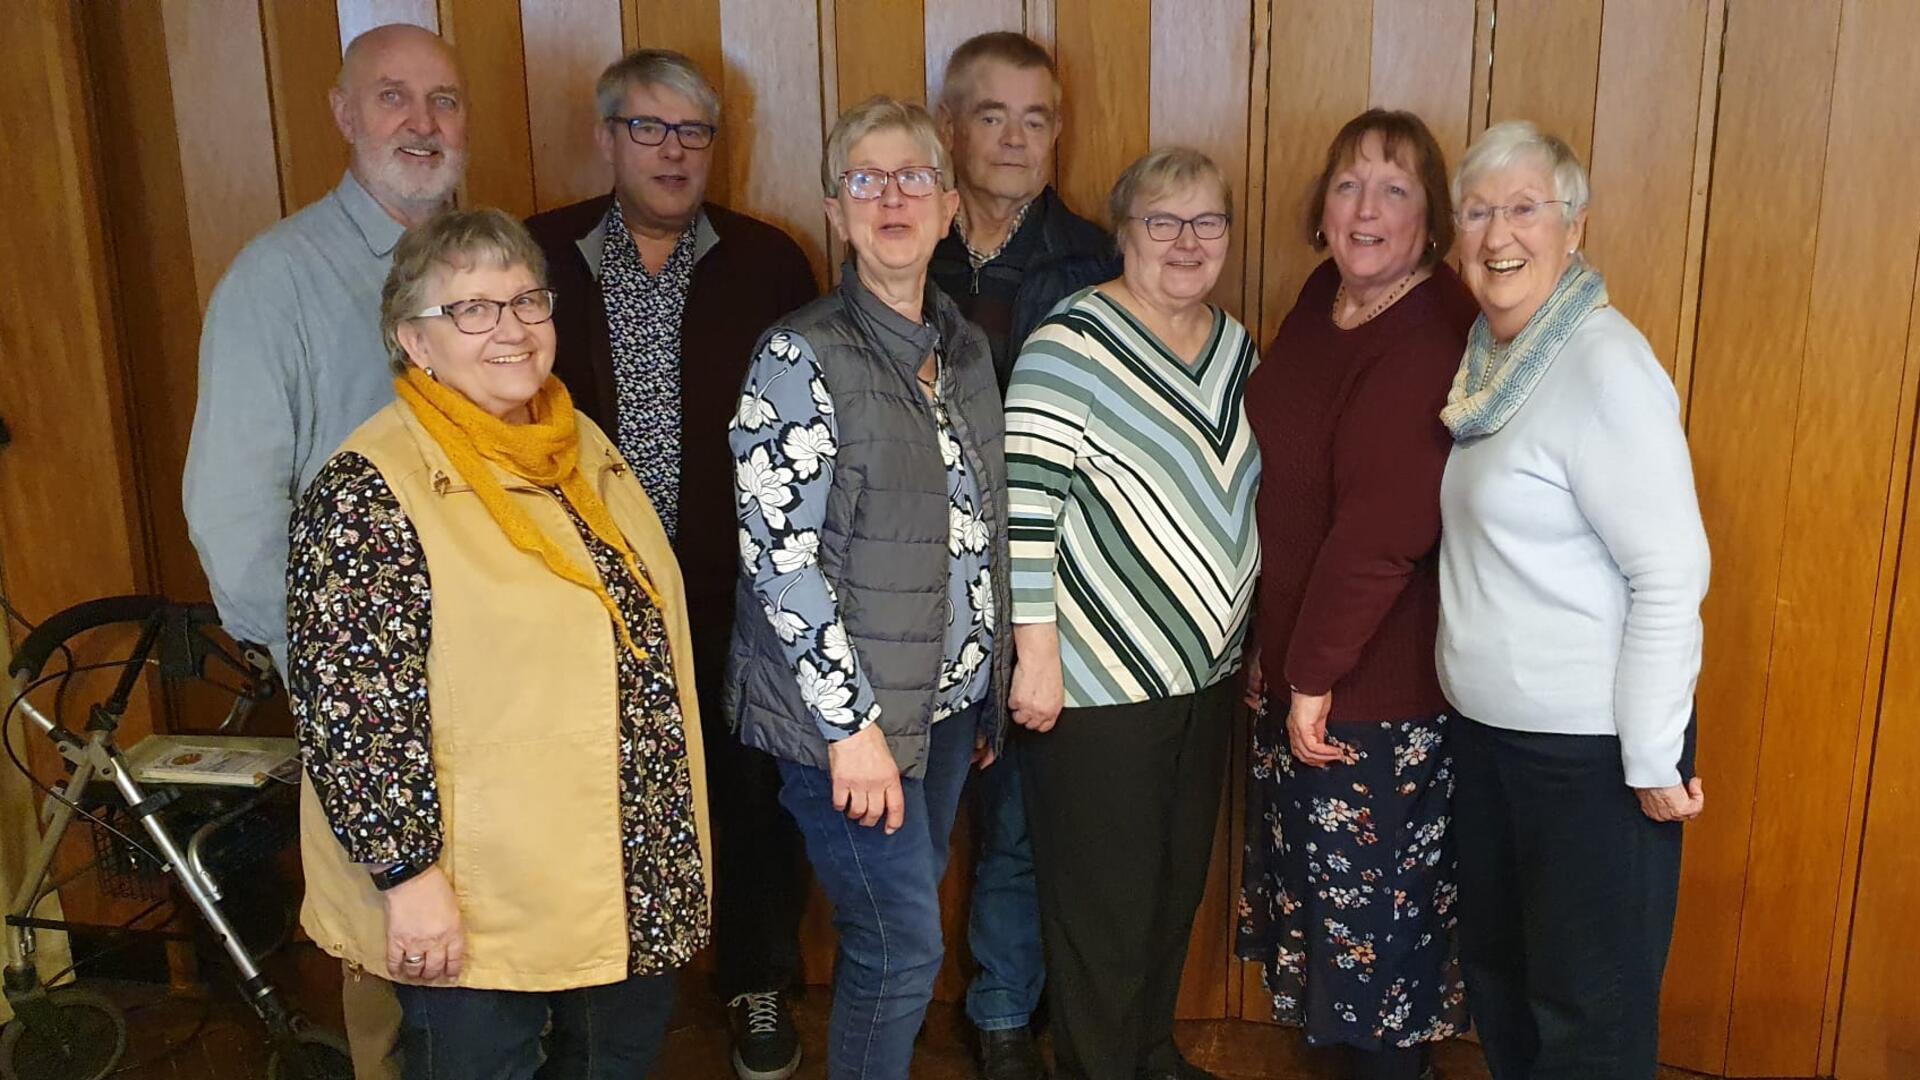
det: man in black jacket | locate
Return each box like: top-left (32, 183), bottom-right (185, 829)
top-left (931, 32), bottom-right (1120, 1080)
top-left (524, 48), bottom-right (817, 1080)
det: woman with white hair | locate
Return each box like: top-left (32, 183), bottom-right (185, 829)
top-left (1004, 146), bottom-right (1259, 1080)
top-left (1438, 120), bottom-right (1711, 1078)
top-left (726, 95), bottom-right (1009, 1079)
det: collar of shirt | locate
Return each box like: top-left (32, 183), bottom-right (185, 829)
top-left (955, 197), bottom-right (1034, 270)
top-left (334, 170), bottom-right (408, 258)
top-left (579, 200), bottom-right (719, 280)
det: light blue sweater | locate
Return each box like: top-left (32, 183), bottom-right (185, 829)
top-left (1438, 307), bottom-right (1710, 788)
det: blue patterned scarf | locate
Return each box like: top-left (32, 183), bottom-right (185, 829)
top-left (1441, 260), bottom-right (1609, 440)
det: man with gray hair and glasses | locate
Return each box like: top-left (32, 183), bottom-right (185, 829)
top-left (182, 22), bottom-right (469, 1080)
top-left (524, 47), bottom-right (817, 1080)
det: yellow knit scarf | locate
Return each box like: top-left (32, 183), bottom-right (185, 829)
top-left (395, 367), bottom-right (661, 661)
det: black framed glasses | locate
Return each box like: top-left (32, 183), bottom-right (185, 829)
top-left (607, 115), bottom-right (717, 149)
top-left (1455, 199), bottom-right (1570, 231)
top-left (1131, 213), bottom-right (1231, 242)
top-left (837, 166), bottom-right (943, 200)
top-left (410, 288), bottom-right (557, 334)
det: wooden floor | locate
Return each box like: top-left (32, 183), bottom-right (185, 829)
top-left (95, 977), bottom-right (1711, 1079)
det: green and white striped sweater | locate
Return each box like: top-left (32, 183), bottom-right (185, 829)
top-left (1005, 288), bottom-right (1262, 707)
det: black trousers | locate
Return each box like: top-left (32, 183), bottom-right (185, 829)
top-left (694, 619), bottom-right (808, 1000)
top-left (1452, 717), bottom-right (1688, 1080)
top-left (1020, 680), bottom-right (1234, 1080)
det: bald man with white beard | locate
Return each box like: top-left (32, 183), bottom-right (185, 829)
top-left (183, 24), bottom-right (469, 1080)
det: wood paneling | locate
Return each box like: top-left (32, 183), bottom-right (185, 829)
top-left (1150, 0), bottom-right (1252, 321)
top-left (922, 0), bottom-right (1024, 110)
top-left (1368, 0), bottom-right (1475, 157)
top-left (835, 0), bottom-right (927, 108)
top-left (1583, 0), bottom-right (1711, 377)
top-left (262, 0), bottom-right (348, 215)
top-left (717, 0), bottom-right (828, 282)
top-left (1670, 2), bottom-right (1842, 1072)
top-left (1485, 0), bottom-right (1602, 163)
top-left (443, 0), bottom-right (537, 218)
top-left (520, 0), bottom-right (623, 212)
top-left (1053, 0), bottom-right (1150, 233)
top-left (1254, 0), bottom-right (1371, 345)
top-left (1724, 0), bottom-right (1920, 1072)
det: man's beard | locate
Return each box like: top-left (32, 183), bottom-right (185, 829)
top-left (355, 135), bottom-right (467, 212)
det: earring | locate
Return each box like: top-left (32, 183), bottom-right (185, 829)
top-left (1313, 228), bottom-right (1325, 246)
top-left (424, 366), bottom-right (436, 380)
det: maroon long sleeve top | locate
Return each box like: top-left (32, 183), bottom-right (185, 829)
top-left (1248, 259), bottom-right (1478, 723)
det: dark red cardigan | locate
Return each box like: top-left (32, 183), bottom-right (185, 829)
top-left (525, 197), bottom-right (819, 687)
top-left (1247, 260), bottom-right (1478, 723)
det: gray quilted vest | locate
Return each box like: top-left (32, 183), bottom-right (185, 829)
top-left (726, 266), bottom-right (1012, 778)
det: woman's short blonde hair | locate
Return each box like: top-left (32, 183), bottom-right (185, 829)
top-left (380, 208), bottom-right (548, 374)
top-left (821, 96), bottom-right (952, 197)
top-left (1452, 120), bottom-right (1590, 222)
top-left (1106, 146), bottom-right (1233, 237)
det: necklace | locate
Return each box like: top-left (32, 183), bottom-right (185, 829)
top-left (1332, 272), bottom-right (1418, 329)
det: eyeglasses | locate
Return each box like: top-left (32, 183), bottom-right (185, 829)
top-left (410, 288), bottom-right (557, 334)
top-left (607, 115), bottom-right (717, 150)
top-left (1131, 213), bottom-right (1231, 242)
top-left (837, 166), bottom-right (943, 200)
top-left (1455, 199), bottom-right (1570, 231)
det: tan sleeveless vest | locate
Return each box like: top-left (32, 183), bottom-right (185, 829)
top-left (296, 402), bottom-right (711, 991)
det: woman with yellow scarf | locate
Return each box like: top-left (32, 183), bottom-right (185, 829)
top-left (285, 208), bottom-right (710, 1079)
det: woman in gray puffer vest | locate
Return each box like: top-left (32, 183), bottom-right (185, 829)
top-left (725, 95), bottom-right (1011, 1080)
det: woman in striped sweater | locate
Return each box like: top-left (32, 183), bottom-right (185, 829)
top-left (1002, 147), bottom-right (1260, 1080)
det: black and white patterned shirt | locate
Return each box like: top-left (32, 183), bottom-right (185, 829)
top-left (601, 201), bottom-right (697, 538)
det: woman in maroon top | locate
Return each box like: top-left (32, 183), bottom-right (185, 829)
top-left (1236, 110), bottom-right (1478, 1080)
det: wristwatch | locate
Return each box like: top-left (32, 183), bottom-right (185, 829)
top-left (370, 860), bottom-right (429, 892)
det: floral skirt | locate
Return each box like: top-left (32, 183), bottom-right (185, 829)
top-left (1237, 706), bottom-right (1467, 1050)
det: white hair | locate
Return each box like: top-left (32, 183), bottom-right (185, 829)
top-left (596, 49), bottom-right (720, 125)
top-left (821, 96), bottom-right (952, 197)
top-left (1452, 120), bottom-right (1590, 222)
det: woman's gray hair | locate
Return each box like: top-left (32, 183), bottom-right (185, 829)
top-left (1106, 146), bottom-right (1234, 237)
top-left (1452, 120), bottom-right (1590, 221)
top-left (380, 208), bottom-right (549, 374)
top-left (595, 48), bottom-right (720, 124)
top-left (821, 96), bottom-right (952, 197)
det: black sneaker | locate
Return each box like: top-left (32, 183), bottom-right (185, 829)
top-left (977, 1024), bottom-right (1048, 1080)
top-left (728, 990), bottom-right (801, 1080)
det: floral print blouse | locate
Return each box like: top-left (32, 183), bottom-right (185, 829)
top-left (729, 328), bottom-right (995, 742)
top-left (286, 452), bottom-right (709, 974)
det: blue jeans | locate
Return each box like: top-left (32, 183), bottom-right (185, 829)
top-left (777, 707), bottom-right (978, 1080)
top-left (964, 737), bottom-right (1045, 1031)
top-left (392, 971), bottom-right (675, 1079)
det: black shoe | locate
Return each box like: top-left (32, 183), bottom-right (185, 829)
top-left (1139, 1061), bottom-right (1221, 1080)
top-left (728, 991), bottom-right (801, 1080)
top-left (976, 1025), bottom-right (1048, 1080)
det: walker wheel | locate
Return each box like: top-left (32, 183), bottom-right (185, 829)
top-left (266, 1025), bottom-right (354, 1080)
top-left (0, 987), bottom-right (126, 1080)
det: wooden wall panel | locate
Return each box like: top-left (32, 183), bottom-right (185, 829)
top-left (1724, 0), bottom-right (1920, 1072)
top-left (1839, 286), bottom-right (1920, 1080)
top-left (1668, 2), bottom-right (1842, 1072)
top-left (923, 0), bottom-right (1025, 110)
top-left (262, 0), bottom-right (348, 215)
top-left (1255, 0), bottom-right (1371, 345)
top-left (161, 0), bottom-right (285, 310)
top-left (625, 0), bottom-right (728, 206)
top-left (336, 0), bottom-right (437, 45)
top-left (1582, 0), bottom-right (1710, 376)
top-left (444, 0), bottom-right (537, 218)
top-left (1150, 0), bottom-right (1252, 321)
top-left (836, 0), bottom-right (927, 108)
top-left (1484, 0), bottom-right (1601, 163)
top-left (717, 0), bottom-right (828, 282)
top-left (1368, 0), bottom-right (1475, 157)
top-left (520, 0), bottom-right (623, 212)
top-left (1053, 0), bottom-right (1150, 233)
